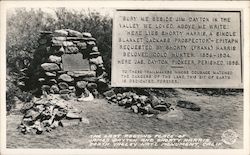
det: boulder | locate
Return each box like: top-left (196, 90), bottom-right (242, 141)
top-left (86, 41), bottom-right (96, 46)
top-left (151, 96), bottom-right (161, 107)
top-left (76, 81), bottom-right (88, 89)
top-left (49, 79), bottom-right (57, 84)
top-left (48, 55), bottom-right (62, 64)
top-left (103, 89), bottom-right (116, 99)
top-left (177, 100), bottom-right (201, 111)
top-left (58, 82), bottom-right (69, 90)
top-left (52, 37), bottom-right (67, 41)
top-left (54, 29), bottom-right (68, 37)
top-left (60, 94), bottom-right (71, 100)
top-left (89, 56), bottom-right (103, 65)
top-left (41, 63), bottom-right (60, 71)
top-left (131, 105), bottom-right (138, 113)
top-left (58, 74), bottom-right (74, 82)
top-left (77, 93), bottom-right (94, 101)
top-left (92, 46), bottom-right (98, 52)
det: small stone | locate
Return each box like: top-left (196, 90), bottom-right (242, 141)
top-left (58, 82), bottom-right (69, 90)
top-left (177, 100), bottom-right (201, 111)
top-left (90, 64), bottom-right (97, 71)
top-left (67, 71), bottom-right (96, 78)
top-left (41, 85), bottom-right (50, 91)
top-left (45, 72), bottom-right (56, 77)
top-left (154, 105), bottom-right (168, 112)
top-left (82, 32), bottom-right (92, 38)
top-left (60, 94), bottom-right (71, 100)
top-left (41, 63), bottom-right (60, 71)
top-left (50, 85), bottom-right (60, 94)
top-left (92, 46), bottom-right (98, 52)
top-left (66, 29), bottom-right (83, 37)
top-left (63, 41), bottom-right (74, 47)
top-left (76, 81), bottom-right (88, 89)
top-left (77, 42), bottom-right (87, 50)
top-left (58, 74), bottom-right (74, 82)
top-left (86, 41), bottom-right (96, 46)
top-left (54, 29), bottom-right (68, 37)
top-left (49, 79), bottom-right (57, 84)
top-left (52, 37), bottom-right (67, 41)
top-left (48, 55), bottom-right (62, 64)
top-left (65, 46), bottom-right (79, 54)
top-left (87, 83), bottom-right (97, 89)
top-left (103, 89), bottom-right (116, 98)
top-left (89, 56), bottom-right (103, 65)
top-left (59, 89), bottom-right (71, 94)
top-left (131, 105), bottom-right (138, 113)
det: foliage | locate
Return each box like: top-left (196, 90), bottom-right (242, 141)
top-left (6, 8), bottom-right (112, 111)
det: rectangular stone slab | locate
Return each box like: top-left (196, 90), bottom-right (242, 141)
top-left (62, 53), bottom-right (90, 71)
top-left (112, 10), bottom-right (243, 88)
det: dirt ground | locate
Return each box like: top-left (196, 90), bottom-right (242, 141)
top-left (6, 89), bottom-right (243, 149)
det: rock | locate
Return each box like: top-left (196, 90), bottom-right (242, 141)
top-left (45, 72), bottom-right (56, 77)
top-left (21, 102), bottom-right (34, 111)
top-left (77, 93), bottom-right (94, 101)
top-left (52, 40), bottom-right (63, 46)
top-left (77, 42), bottom-right (87, 49)
top-left (50, 85), bottom-right (60, 94)
top-left (131, 105), bottom-right (138, 113)
top-left (41, 63), bottom-right (60, 71)
top-left (103, 89), bottom-right (116, 98)
top-left (63, 41), bottom-right (74, 47)
top-left (48, 55), bottom-right (62, 64)
top-left (80, 77), bottom-right (97, 82)
top-left (76, 81), bottom-right (88, 89)
top-left (177, 100), bottom-right (201, 111)
top-left (66, 29), bottom-right (83, 37)
top-left (90, 64), bottom-right (97, 71)
top-left (49, 79), bottom-right (57, 84)
top-left (58, 46), bottom-right (65, 53)
top-left (157, 109), bottom-right (184, 121)
top-left (69, 86), bottom-right (76, 91)
top-left (60, 94), bottom-right (71, 100)
top-left (89, 52), bottom-right (100, 57)
top-left (82, 32), bottom-right (92, 38)
top-left (54, 29), bottom-right (68, 37)
top-left (67, 71), bottom-right (96, 78)
top-left (38, 78), bottom-right (46, 83)
top-left (87, 83), bottom-right (97, 89)
top-left (151, 96), bottom-right (161, 107)
top-left (154, 105), bottom-right (168, 112)
top-left (92, 46), bottom-right (98, 52)
top-left (58, 74), bottom-right (74, 82)
top-left (52, 37), bottom-right (67, 41)
top-left (24, 109), bottom-right (41, 121)
top-left (38, 38), bottom-right (47, 45)
top-left (59, 89), bottom-right (71, 94)
top-left (89, 56), bottom-right (103, 65)
top-left (86, 41), bottom-right (96, 46)
top-left (65, 46), bottom-right (79, 54)
top-left (41, 85), bottom-right (50, 91)
top-left (58, 82), bottom-right (69, 90)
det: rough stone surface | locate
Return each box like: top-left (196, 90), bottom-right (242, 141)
top-left (67, 71), bottom-right (96, 78)
top-left (48, 55), bottom-right (62, 64)
top-left (58, 74), bottom-right (74, 82)
top-left (45, 72), bottom-right (56, 77)
top-left (177, 100), bottom-right (201, 111)
top-left (50, 85), bottom-right (60, 94)
top-left (58, 82), bottom-right (69, 90)
top-left (41, 63), bottom-right (60, 71)
top-left (76, 81), bottom-right (88, 89)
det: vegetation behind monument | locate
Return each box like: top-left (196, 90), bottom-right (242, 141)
top-left (6, 8), bottom-right (112, 111)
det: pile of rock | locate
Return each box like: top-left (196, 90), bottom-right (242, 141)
top-left (103, 89), bottom-right (172, 117)
top-left (19, 94), bottom-right (88, 134)
top-left (24, 29), bottom-right (108, 99)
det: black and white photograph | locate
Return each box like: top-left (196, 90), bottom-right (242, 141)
top-left (0, 1), bottom-right (249, 155)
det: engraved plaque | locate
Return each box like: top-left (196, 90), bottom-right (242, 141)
top-left (112, 10), bottom-right (242, 88)
top-left (62, 53), bottom-right (90, 71)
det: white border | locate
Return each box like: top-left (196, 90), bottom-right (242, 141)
top-left (0, 1), bottom-right (249, 155)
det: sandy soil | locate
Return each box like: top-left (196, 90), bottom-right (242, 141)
top-left (6, 89), bottom-right (243, 149)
